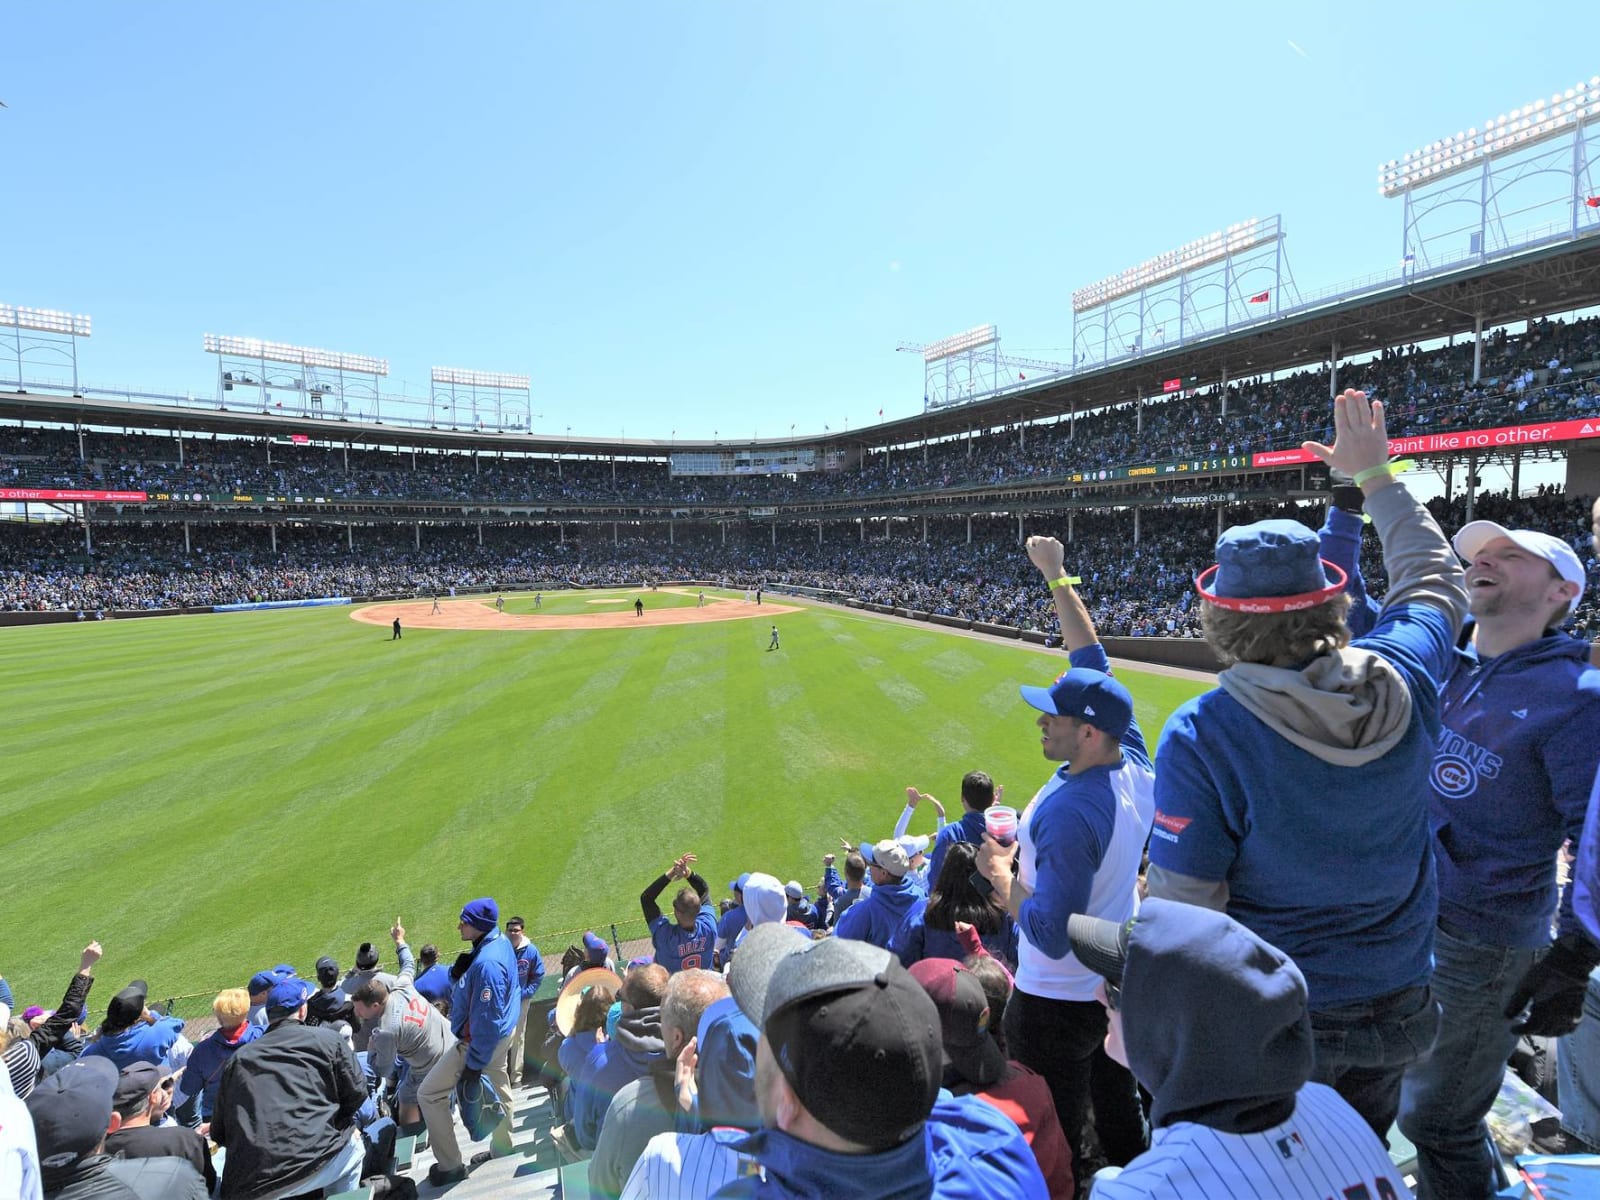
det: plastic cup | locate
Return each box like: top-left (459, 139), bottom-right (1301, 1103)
top-left (985, 805), bottom-right (1019, 847)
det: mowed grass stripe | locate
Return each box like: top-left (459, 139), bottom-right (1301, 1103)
top-left (0, 602), bottom-right (1207, 1007)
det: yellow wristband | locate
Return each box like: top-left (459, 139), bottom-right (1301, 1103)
top-left (1048, 575), bottom-right (1082, 590)
top-left (1352, 458), bottom-right (1414, 486)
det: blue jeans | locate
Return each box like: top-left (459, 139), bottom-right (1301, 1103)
top-left (1557, 968), bottom-right (1600, 1149)
top-left (1308, 981), bottom-right (1439, 1141)
top-left (1398, 921), bottom-right (1536, 1200)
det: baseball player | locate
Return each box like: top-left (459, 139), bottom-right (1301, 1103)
top-left (430, 594), bottom-right (441, 615)
top-left (495, 595), bottom-right (505, 613)
top-left (535, 593), bottom-right (542, 609)
top-left (1069, 900), bottom-right (1410, 1200)
top-left (768, 625), bottom-right (780, 651)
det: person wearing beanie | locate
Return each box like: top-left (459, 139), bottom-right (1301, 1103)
top-left (1144, 391), bottom-right (1470, 1148)
top-left (619, 924), bottom-right (1048, 1199)
top-left (339, 941), bottom-right (384, 1052)
top-left (211, 976), bottom-right (366, 1199)
top-left (1069, 900), bottom-right (1408, 1198)
top-left (417, 896), bottom-right (520, 1185)
top-left (29, 1057), bottom-right (206, 1199)
top-left (78, 979), bottom-right (190, 1076)
top-left (305, 955), bottom-right (355, 1029)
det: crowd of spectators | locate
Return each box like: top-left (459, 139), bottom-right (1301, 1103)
top-left (5, 492), bottom-right (1600, 643)
top-left (4, 314), bottom-right (1599, 510)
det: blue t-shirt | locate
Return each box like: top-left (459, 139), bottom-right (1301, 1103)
top-left (927, 811), bottom-right (990, 891)
top-left (1578, 768), bottom-right (1600, 946)
top-left (650, 904), bottom-right (718, 973)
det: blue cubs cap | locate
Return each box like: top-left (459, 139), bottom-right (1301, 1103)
top-left (265, 976), bottom-right (313, 1015)
top-left (728, 872), bottom-right (751, 894)
top-left (1020, 667), bottom-right (1133, 738)
top-left (1196, 519), bottom-right (1347, 614)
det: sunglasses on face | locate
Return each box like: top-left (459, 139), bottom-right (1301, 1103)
top-left (1104, 981), bottom-right (1122, 1012)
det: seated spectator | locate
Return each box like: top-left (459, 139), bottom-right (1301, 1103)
top-left (618, 923), bottom-right (1047, 1198)
top-left (173, 988), bottom-right (259, 1127)
top-left (411, 944), bottom-right (450, 1003)
top-left (244, 965), bottom-right (297, 1029)
top-left (1067, 900), bottom-right (1409, 1198)
top-left (26, 1057), bottom-right (206, 1199)
top-left (833, 840), bottom-right (921, 950)
top-left (591, 969), bottom-right (728, 1197)
top-left (568, 964), bottom-right (668, 1152)
top-left (555, 973), bottom-right (619, 1127)
top-left (104, 1061), bottom-right (216, 1192)
top-left (716, 875), bottom-right (751, 968)
top-left (783, 882), bottom-right (823, 931)
top-left (960, 948), bottom-right (1014, 1059)
top-left (79, 982), bottom-right (189, 1074)
top-left (306, 956), bottom-right (355, 1029)
top-left (893, 843), bottom-right (1020, 971)
top-left (211, 977), bottom-right (367, 1199)
top-left (908, 958), bottom-right (1073, 1198)
top-left (641, 853), bottom-right (718, 973)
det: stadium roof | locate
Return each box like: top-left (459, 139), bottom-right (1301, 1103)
top-left (3, 233), bottom-right (1600, 457)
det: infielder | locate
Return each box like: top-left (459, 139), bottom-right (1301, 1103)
top-left (768, 625), bottom-right (780, 651)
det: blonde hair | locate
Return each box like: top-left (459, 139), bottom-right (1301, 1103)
top-left (213, 987), bottom-right (251, 1028)
top-left (1201, 594), bottom-right (1352, 667)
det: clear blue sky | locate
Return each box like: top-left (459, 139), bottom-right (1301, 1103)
top-left (2, 2), bottom-right (1595, 439)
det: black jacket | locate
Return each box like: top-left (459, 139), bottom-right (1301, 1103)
top-left (42, 1154), bottom-right (207, 1200)
top-left (210, 1016), bottom-right (366, 1200)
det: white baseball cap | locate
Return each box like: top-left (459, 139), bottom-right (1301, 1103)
top-left (1452, 521), bottom-right (1586, 615)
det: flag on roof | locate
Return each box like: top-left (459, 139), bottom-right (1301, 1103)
top-left (1249, 290), bottom-right (1270, 304)
top-left (1587, 196), bottom-right (1600, 208)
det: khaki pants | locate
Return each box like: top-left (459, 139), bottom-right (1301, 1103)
top-left (418, 1036), bottom-right (515, 1169)
top-left (506, 997), bottom-right (534, 1085)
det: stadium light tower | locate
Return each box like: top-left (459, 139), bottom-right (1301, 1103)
top-left (1070, 217), bottom-right (1294, 371)
top-left (1379, 77), bottom-right (1600, 275)
top-left (1, 304), bottom-right (92, 395)
top-left (204, 334), bottom-right (388, 422)
top-left (429, 367), bottom-right (533, 432)
top-left (898, 326), bottom-right (1069, 411)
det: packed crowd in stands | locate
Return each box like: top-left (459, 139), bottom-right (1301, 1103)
top-left (4, 314), bottom-right (1600, 509)
top-left (5, 493), bottom-right (1600, 645)
top-left (10, 394), bottom-right (1600, 1200)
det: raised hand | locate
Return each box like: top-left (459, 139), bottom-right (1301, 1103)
top-left (1302, 389), bottom-right (1391, 480)
top-left (1026, 535), bottom-right (1067, 579)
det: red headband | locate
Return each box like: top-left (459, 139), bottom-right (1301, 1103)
top-left (1194, 560), bottom-right (1349, 614)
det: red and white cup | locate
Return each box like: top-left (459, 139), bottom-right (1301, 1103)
top-left (985, 805), bottom-right (1019, 847)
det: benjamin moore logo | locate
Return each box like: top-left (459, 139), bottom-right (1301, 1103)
top-left (1430, 730), bottom-right (1503, 799)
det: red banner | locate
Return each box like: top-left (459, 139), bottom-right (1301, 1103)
top-left (0, 488), bottom-right (149, 502)
top-left (1162, 378), bottom-right (1183, 393)
top-left (1251, 416), bottom-right (1600, 469)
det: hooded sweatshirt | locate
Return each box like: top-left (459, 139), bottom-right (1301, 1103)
top-left (1579, 773), bottom-right (1600, 946)
top-left (572, 1005), bottom-right (665, 1150)
top-left (833, 875), bottom-right (921, 951)
top-left (1093, 899), bottom-right (1408, 1199)
top-left (1428, 630), bottom-right (1600, 946)
top-left (1149, 482), bottom-right (1466, 1008)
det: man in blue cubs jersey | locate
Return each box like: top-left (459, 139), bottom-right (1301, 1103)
top-left (640, 852), bottom-right (719, 973)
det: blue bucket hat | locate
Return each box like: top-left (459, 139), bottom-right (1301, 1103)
top-left (1196, 519), bottom-right (1347, 614)
top-left (1020, 667), bottom-right (1133, 738)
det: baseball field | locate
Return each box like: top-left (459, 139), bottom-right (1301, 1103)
top-left (2, 589), bottom-right (1208, 1009)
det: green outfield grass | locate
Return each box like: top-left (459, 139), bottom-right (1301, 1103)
top-left (1, 598), bottom-right (1207, 1010)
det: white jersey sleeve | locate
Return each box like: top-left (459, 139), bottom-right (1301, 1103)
top-left (621, 1132), bottom-right (742, 1200)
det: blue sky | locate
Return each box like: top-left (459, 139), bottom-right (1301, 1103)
top-left (2, 2), bottom-right (1595, 439)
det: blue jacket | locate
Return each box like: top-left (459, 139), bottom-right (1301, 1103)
top-left (927, 811), bottom-right (989, 890)
top-left (572, 1008), bottom-right (665, 1149)
top-left (412, 963), bottom-right (451, 1002)
top-left (833, 876), bottom-right (921, 950)
top-left (512, 941), bottom-right (547, 999)
top-left (450, 926), bottom-right (520, 1070)
top-left (180, 1022), bottom-right (263, 1119)
top-left (709, 1092), bottom-right (1047, 1199)
top-left (1578, 768), bottom-right (1600, 946)
top-left (80, 1016), bottom-right (187, 1070)
top-left (891, 901), bottom-right (1019, 970)
top-left (1431, 630), bottom-right (1600, 945)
